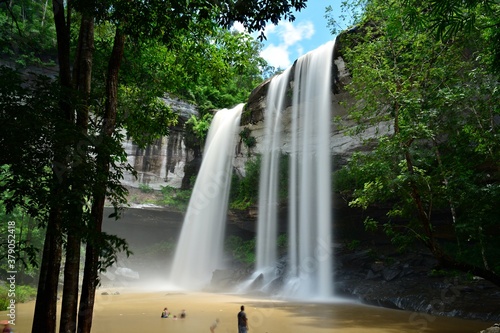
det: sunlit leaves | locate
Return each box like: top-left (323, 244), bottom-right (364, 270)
top-left (0, 0), bottom-right (57, 66)
top-left (121, 28), bottom-right (266, 115)
top-left (335, 0), bottom-right (499, 270)
top-left (186, 113), bottom-right (213, 141)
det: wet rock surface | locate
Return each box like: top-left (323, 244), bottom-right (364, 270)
top-left (335, 246), bottom-right (500, 322)
top-left (210, 245), bottom-right (500, 323)
top-left (480, 324), bottom-right (500, 332)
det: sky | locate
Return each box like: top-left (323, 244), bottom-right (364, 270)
top-left (256, 0), bottom-right (350, 70)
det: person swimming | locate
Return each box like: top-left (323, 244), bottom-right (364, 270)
top-left (161, 307), bottom-right (170, 318)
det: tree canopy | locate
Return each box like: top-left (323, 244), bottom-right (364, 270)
top-left (329, 0), bottom-right (500, 284)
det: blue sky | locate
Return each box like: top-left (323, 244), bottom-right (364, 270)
top-left (258, 0), bottom-right (350, 69)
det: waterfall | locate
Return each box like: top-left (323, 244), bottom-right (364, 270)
top-left (168, 41), bottom-right (335, 295)
top-left (169, 104), bottom-right (243, 290)
top-left (256, 67), bottom-right (292, 277)
top-left (256, 41), bottom-right (335, 298)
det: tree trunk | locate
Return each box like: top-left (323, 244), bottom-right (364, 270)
top-left (51, 0), bottom-right (72, 119)
top-left (41, 0), bottom-right (49, 27)
top-left (76, 240), bottom-right (99, 333)
top-left (77, 28), bottom-right (126, 333)
top-left (31, 206), bottom-right (63, 333)
top-left (59, 232), bottom-right (81, 333)
top-left (32, 2), bottom-right (72, 332)
top-left (59, 13), bottom-right (95, 333)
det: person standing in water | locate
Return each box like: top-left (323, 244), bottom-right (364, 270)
top-left (237, 305), bottom-right (248, 333)
top-left (2, 322), bottom-right (13, 333)
top-left (210, 318), bottom-right (219, 332)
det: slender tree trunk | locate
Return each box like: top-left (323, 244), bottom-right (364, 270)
top-left (77, 28), bottom-right (126, 333)
top-left (31, 205), bottom-right (63, 333)
top-left (59, 14), bottom-right (95, 333)
top-left (433, 143), bottom-right (461, 250)
top-left (59, 233), bottom-right (81, 333)
top-left (51, 0), bottom-right (72, 114)
top-left (32, 2), bottom-right (72, 333)
top-left (76, 240), bottom-right (99, 333)
top-left (41, 0), bottom-right (49, 27)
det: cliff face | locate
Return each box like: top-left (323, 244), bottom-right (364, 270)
top-left (122, 96), bottom-right (198, 190)
top-left (234, 38), bottom-right (387, 176)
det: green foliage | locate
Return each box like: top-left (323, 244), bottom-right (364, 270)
top-left (0, 287), bottom-right (8, 311)
top-left (239, 127), bottom-right (257, 154)
top-left (240, 127), bottom-right (257, 148)
top-left (0, 285), bottom-right (37, 310)
top-left (0, 205), bottom-right (45, 279)
top-left (186, 114), bottom-right (214, 141)
top-left (225, 236), bottom-right (256, 264)
top-left (120, 27), bottom-right (267, 115)
top-left (229, 156), bottom-right (261, 210)
top-left (138, 183), bottom-right (154, 194)
top-left (333, 0), bottom-right (500, 276)
top-left (230, 153), bottom-right (290, 210)
top-left (0, 0), bottom-right (57, 66)
top-left (0, 62), bottom-right (134, 277)
top-left (0, 66), bottom-right (59, 219)
top-left (187, 30), bottom-right (268, 110)
top-left (401, 0), bottom-right (499, 46)
top-left (277, 233), bottom-right (288, 249)
top-left (277, 153), bottom-right (290, 201)
top-left (346, 239), bottom-right (361, 251)
top-left (17, 284), bottom-right (37, 300)
top-left (159, 186), bottom-right (192, 212)
top-left (118, 87), bottom-right (178, 149)
top-left (0, 0), bottom-right (324, 328)
top-left (428, 269), bottom-right (462, 278)
top-left (0, 194), bottom-right (44, 283)
top-left (98, 233), bottom-right (133, 273)
top-left (326, 0), bottom-right (366, 36)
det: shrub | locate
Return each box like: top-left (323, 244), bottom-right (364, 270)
top-left (160, 186), bottom-right (192, 211)
top-left (0, 284), bottom-right (37, 310)
top-left (138, 183), bottom-right (155, 193)
top-left (225, 236), bottom-right (256, 264)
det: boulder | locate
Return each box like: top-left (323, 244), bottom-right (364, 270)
top-left (210, 269), bottom-right (237, 290)
top-left (480, 324), bottom-right (500, 333)
top-left (247, 273), bottom-right (264, 291)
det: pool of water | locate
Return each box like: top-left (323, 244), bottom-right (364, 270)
top-left (4, 290), bottom-right (492, 333)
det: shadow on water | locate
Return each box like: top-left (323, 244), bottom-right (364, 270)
top-left (240, 298), bottom-right (492, 333)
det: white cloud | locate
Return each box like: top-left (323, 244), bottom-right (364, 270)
top-left (260, 20), bottom-right (315, 69)
top-left (280, 21), bottom-right (315, 46)
top-left (263, 23), bottom-right (277, 35)
top-left (261, 44), bottom-right (292, 69)
top-left (231, 22), bottom-right (246, 33)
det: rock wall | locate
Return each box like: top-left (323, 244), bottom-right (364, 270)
top-left (122, 96), bottom-right (198, 190)
top-left (233, 37), bottom-right (389, 176)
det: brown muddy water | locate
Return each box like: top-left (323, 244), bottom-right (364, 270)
top-left (3, 290), bottom-right (492, 333)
